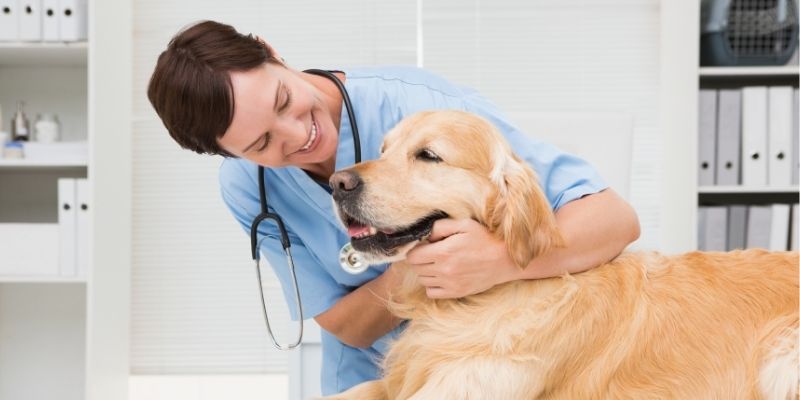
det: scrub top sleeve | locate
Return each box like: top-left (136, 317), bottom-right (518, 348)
top-left (219, 182), bottom-right (349, 321)
top-left (460, 95), bottom-right (609, 210)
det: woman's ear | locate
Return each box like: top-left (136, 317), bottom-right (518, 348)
top-left (484, 152), bottom-right (563, 269)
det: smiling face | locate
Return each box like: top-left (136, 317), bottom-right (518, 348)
top-left (217, 64), bottom-right (341, 178)
top-left (330, 110), bottom-right (562, 267)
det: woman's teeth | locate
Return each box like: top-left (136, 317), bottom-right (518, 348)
top-left (301, 120), bottom-right (317, 151)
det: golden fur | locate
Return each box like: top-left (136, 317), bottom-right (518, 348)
top-left (325, 110), bottom-right (799, 399)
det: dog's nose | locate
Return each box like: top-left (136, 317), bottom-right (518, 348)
top-left (329, 170), bottom-right (363, 197)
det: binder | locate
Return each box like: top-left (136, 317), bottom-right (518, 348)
top-left (58, 178), bottom-right (77, 276)
top-left (58, 0), bottom-right (87, 41)
top-left (699, 206), bottom-right (727, 251)
top-left (0, 0), bottom-right (19, 41)
top-left (18, 0), bottom-right (41, 41)
top-left (793, 89), bottom-right (799, 186)
top-left (746, 205), bottom-right (772, 249)
top-left (767, 87), bottom-right (793, 186)
top-left (697, 207), bottom-right (707, 250)
top-left (768, 204), bottom-right (790, 251)
top-left (792, 203), bottom-right (799, 251)
top-left (75, 178), bottom-right (89, 276)
top-left (716, 90), bottom-right (742, 185)
top-left (741, 87), bottom-right (768, 186)
top-left (698, 90), bottom-right (717, 185)
top-left (42, 0), bottom-right (57, 41)
top-left (727, 205), bottom-right (747, 251)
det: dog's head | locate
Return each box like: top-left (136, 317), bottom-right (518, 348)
top-left (331, 110), bottom-right (562, 267)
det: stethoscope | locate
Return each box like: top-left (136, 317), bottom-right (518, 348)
top-left (250, 69), bottom-right (367, 350)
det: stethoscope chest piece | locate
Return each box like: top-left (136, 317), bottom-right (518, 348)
top-left (339, 242), bottom-right (368, 274)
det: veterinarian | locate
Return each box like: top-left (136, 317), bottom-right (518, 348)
top-left (147, 20), bottom-right (641, 395)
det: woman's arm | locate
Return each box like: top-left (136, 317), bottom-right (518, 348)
top-left (314, 264), bottom-right (404, 349)
top-left (405, 189), bottom-right (640, 298)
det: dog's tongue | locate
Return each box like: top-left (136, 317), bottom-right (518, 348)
top-left (348, 223), bottom-right (371, 238)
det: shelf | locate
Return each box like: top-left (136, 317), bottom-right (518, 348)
top-left (699, 66), bottom-right (799, 77)
top-left (0, 42), bottom-right (88, 67)
top-left (0, 159), bottom-right (87, 168)
top-left (0, 275), bottom-right (86, 283)
top-left (699, 186), bottom-right (799, 205)
top-left (698, 185), bottom-right (799, 194)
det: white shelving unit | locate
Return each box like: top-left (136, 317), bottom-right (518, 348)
top-left (0, 1), bottom-right (132, 399)
top-left (0, 38), bottom-right (89, 399)
top-left (695, 10), bottom-right (800, 249)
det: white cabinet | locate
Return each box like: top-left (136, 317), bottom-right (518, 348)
top-left (0, 1), bottom-right (132, 398)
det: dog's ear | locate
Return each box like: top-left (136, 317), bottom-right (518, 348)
top-left (484, 152), bottom-right (563, 269)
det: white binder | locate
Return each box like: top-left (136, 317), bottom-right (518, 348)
top-left (792, 203), bottom-right (799, 251)
top-left (716, 90), bottom-right (742, 185)
top-left (726, 205), bottom-right (747, 251)
top-left (0, 0), bottom-right (19, 41)
top-left (58, 178), bottom-right (77, 276)
top-left (76, 178), bottom-right (90, 276)
top-left (698, 90), bottom-right (717, 185)
top-left (41, 0), bottom-right (58, 41)
top-left (58, 0), bottom-right (86, 41)
top-left (767, 87), bottom-right (793, 186)
top-left (768, 204), bottom-right (790, 251)
top-left (18, 0), bottom-right (42, 41)
top-left (792, 89), bottom-right (799, 186)
top-left (741, 87), bottom-right (768, 186)
top-left (699, 206), bottom-right (727, 251)
top-left (746, 205), bottom-right (772, 249)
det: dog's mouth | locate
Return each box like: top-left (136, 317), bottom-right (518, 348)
top-left (339, 209), bottom-right (449, 255)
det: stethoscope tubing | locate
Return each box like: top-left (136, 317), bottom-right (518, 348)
top-left (250, 69), bottom-right (361, 350)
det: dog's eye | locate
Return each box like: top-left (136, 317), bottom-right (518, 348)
top-left (415, 148), bottom-right (442, 162)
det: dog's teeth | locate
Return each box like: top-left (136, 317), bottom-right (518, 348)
top-left (369, 226), bottom-right (377, 235)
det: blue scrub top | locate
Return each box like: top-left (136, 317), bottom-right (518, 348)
top-left (219, 66), bottom-right (607, 395)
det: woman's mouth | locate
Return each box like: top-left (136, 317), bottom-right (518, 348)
top-left (298, 115), bottom-right (320, 153)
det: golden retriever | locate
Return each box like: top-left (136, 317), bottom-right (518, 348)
top-left (325, 110), bottom-right (799, 399)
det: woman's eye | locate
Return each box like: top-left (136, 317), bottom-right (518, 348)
top-left (415, 148), bottom-right (442, 162)
top-left (256, 133), bottom-right (271, 152)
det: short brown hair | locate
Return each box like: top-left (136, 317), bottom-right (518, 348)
top-left (147, 20), bottom-right (281, 157)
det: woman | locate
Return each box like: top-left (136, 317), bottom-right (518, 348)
top-left (147, 20), bottom-right (640, 395)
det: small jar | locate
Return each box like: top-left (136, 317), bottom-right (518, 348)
top-left (34, 113), bottom-right (61, 143)
top-left (3, 141), bottom-right (24, 159)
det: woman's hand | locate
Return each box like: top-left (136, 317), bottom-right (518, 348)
top-left (405, 219), bottom-right (518, 299)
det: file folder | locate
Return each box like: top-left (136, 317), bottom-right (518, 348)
top-left (741, 87), bottom-right (768, 186)
top-left (727, 205), bottom-right (747, 251)
top-left (42, 0), bottom-right (58, 41)
top-left (793, 89), bottom-right (799, 185)
top-left (768, 204), bottom-right (790, 251)
top-left (698, 90), bottom-right (717, 185)
top-left (18, 0), bottom-right (42, 41)
top-left (58, 0), bottom-right (86, 41)
top-left (76, 178), bottom-right (89, 276)
top-left (792, 203), bottom-right (799, 251)
top-left (699, 206), bottom-right (727, 251)
top-left (0, 0), bottom-right (19, 41)
top-left (767, 87), bottom-right (793, 186)
top-left (58, 178), bottom-right (77, 276)
top-left (746, 205), bottom-right (772, 249)
top-left (716, 90), bottom-right (742, 185)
